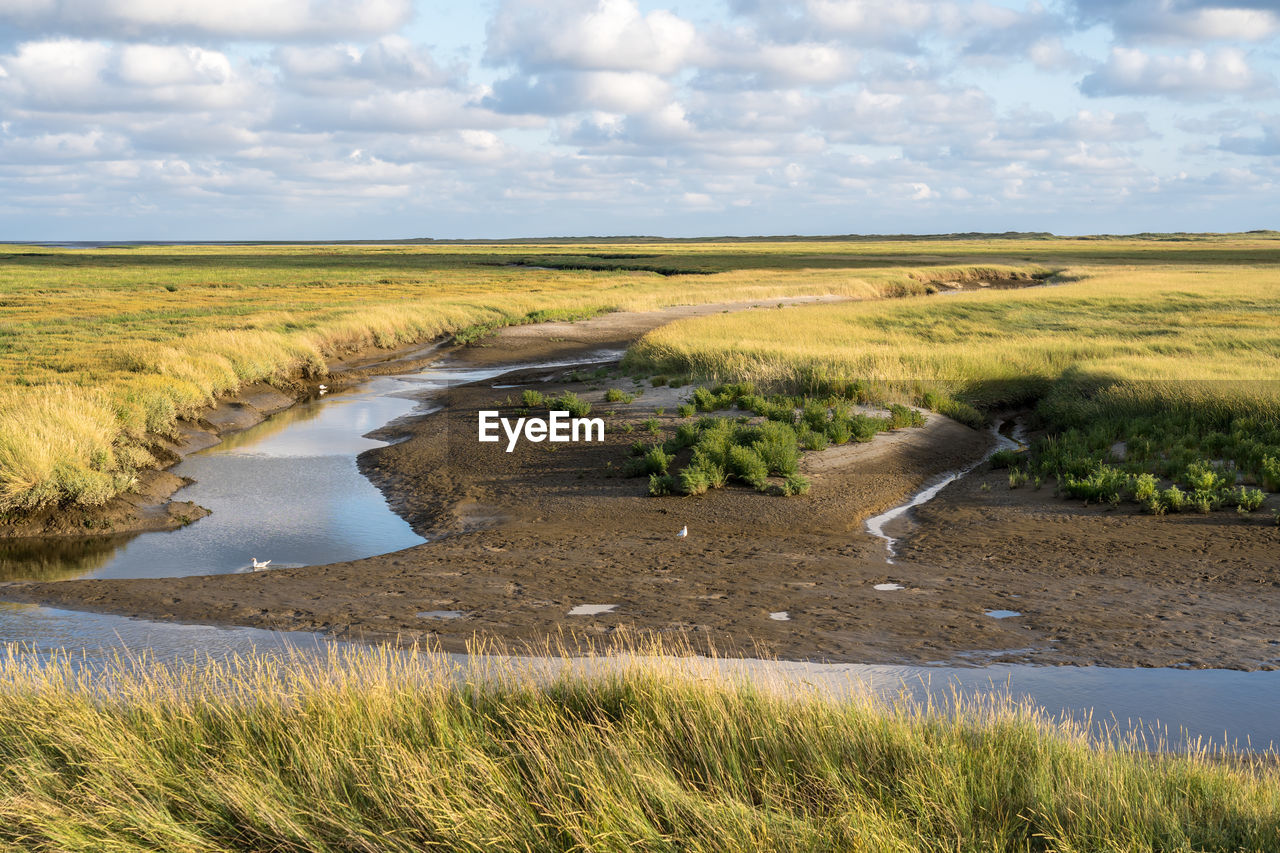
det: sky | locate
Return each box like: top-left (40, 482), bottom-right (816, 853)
top-left (1, 0), bottom-right (1278, 239)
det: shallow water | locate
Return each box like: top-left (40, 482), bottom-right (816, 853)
top-left (2, 607), bottom-right (1275, 751)
top-left (6, 353), bottom-right (623, 585)
top-left (0, 350), bottom-right (623, 661)
top-left (568, 604), bottom-right (619, 616)
top-left (865, 417), bottom-right (1025, 563)
top-left (0, 603), bottom-right (346, 667)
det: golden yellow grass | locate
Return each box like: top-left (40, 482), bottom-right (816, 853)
top-left (0, 640), bottom-right (1276, 851)
top-left (628, 264), bottom-right (1280, 416)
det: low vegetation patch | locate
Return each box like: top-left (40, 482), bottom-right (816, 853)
top-left (520, 389), bottom-right (591, 418)
top-left (604, 387), bottom-right (635, 404)
top-left (0, 645), bottom-right (1276, 852)
top-left (622, 382), bottom-right (924, 497)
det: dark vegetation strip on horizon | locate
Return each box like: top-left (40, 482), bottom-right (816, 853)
top-left (12, 228), bottom-right (1279, 247)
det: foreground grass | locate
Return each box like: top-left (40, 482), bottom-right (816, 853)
top-left (0, 643), bottom-right (1276, 852)
top-left (627, 260), bottom-right (1280, 510)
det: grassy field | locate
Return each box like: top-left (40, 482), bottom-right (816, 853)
top-left (626, 251), bottom-right (1280, 513)
top-left (0, 243), bottom-right (1008, 515)
top-left (3, 235), bottom-right (1279, 515)
top-left (0, 642), bottom-right (1276, 852)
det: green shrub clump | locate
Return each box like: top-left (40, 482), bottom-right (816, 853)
top-left (618, 385), bottom-right (929, 498)
top-left (624, 445), bottom-right (673, 477)
top-left (605, 388), bottom-right (634, 404)
top-left (548, 391), bottom-right (590, 418)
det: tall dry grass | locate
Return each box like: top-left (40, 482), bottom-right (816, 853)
top-left (0, 641), bottom-right (1275, 851)
top-left (627, 265), bottom-right (1280, 412)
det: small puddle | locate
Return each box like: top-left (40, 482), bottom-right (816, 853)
top-left (865, 418), bottom-right (1026, 563)
top-left (568, 604), bottom-right (618, 616)
top-left (874, 583), bottom-right (904, 591)
top-left (769, 611), bottom-right (790, 621)
top-left (416, 610), bottom-right (465, 620)
top-left (985, 610), bottom-right (1022, 619)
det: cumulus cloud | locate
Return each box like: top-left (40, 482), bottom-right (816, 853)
top-left (486, 70), bottom-right (671, 115)
top-left (1080, 47), bottom-right (1275, 99)
top-left (1218, 117), bottom-right (1280, 155)
top-left (0, 0), bottom-right (412, 42)
top-left (0, 39), bottom-right (257, 111)
top-left (707, 39), bottom-right (858, 86)
top-left (485, 0), bottom-right (698, 74)
top-left (274, 37), bottom-right (455, 96)
top-left (730, 0), bottom-right (935, 53)
top-left (1071, 0), bottom-right (1280, 44)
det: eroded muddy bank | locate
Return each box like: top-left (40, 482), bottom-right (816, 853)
top-left (0, 343), bottom-right (452, 540)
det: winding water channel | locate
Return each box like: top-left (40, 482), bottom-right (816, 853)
top-left (2, 351), bottom-right (1277, 751)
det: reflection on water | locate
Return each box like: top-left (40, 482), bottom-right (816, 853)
top-left (4, 377), bottom-right (433, 583)
top-left (0, 603), bottom-right (348, 667)
top-left (70, 377), bottom-right (430, 580)
top-left (0, 536), bottom-right (129, 582)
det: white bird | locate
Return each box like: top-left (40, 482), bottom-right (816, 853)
top-left (251, 557), bottom-right (272, 570)
top-left (677, 526), bottom-right (687, 539)
top-left (318, 384), bottom-right (328, 395)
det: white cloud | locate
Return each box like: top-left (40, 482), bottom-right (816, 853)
top-left (487, 70), bottom-right (672, 115)
top-left (1027, 37), bottom-right (1087, 72)
top-left (1072, 0), bottom-right (1280, 44)
top-left (1218, 116), bottom-right (1280, 155)
top-left (0, 128), bottom-right (130, 163)
top-left (1080, 47), bottom-right (1275, 99)
top-left (0, 0), bottom-right (412, 41)
top-left (705, 38), bottom-right (858, 86)
top-left (908, 181), bottom-right (936, 199)
top-left (0, 39), bottom-right (258, 111)
top-left (486, 0), bottom-right (698, 74)
top-left (274, 37), bottom-right (453, 96)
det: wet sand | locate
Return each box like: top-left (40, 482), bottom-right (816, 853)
top-left (3, 301), bottom-right (1279, 669)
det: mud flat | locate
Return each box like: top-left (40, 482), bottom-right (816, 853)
top-left (3, 298), bottom-right (1278, 669)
